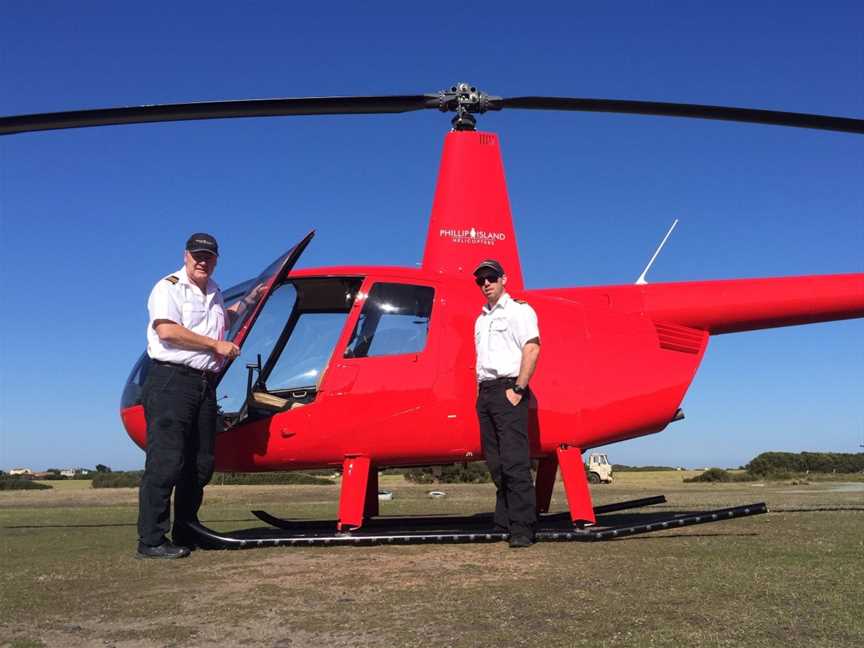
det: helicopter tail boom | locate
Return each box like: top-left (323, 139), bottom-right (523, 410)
top-left (535, 273), bottom-right (863, 334)
top-left (640, 273), bottom-right (864, 334)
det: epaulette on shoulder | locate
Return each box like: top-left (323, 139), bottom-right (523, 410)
top-left (164, 275), bottom-right (179, 285)
top-left (513, 298), bottom-right (529, 305)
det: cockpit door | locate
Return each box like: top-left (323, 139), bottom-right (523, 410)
top-left (226, 230), bottom-right (315, 351)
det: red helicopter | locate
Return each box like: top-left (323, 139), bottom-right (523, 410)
top-left (4, 84), bottom-right (862, 547)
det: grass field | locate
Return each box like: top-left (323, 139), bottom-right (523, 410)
top-left (2, 473), bottom-right (862, 647)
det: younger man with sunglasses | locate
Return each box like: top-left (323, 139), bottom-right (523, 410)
top-left (473, 259), bottom-right (541, 548)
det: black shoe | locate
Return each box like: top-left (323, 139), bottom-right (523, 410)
top-left (136, 541), bottom-right (191, 559)
top-left (508, 535), bottom-right (534, 549)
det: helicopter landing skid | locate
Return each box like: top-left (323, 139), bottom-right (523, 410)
top-left (250, 494), bottom-right (670, 530)
top-left (183, 496), bottom-right (768, 549)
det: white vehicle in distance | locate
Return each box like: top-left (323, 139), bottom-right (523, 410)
top-left (587, 453), bottom-right (613, 484)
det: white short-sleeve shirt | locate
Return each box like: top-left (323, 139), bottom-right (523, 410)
top-left (146, 267), bottom-right (227, 372)
top-left (474, 292), bottom-right (540, 382)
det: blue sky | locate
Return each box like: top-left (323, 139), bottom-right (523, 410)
top-left (1, 1), bottom-right (861, 471)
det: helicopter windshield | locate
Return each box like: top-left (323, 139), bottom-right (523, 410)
top-left (216, 276), bottom-right (362, 415)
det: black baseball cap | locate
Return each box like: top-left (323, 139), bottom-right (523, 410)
top-left (473, 259), bottom-right (504, 276)
top-left (186, 233), bottom-right (219, 256)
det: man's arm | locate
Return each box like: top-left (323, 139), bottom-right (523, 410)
top-left (516, 338), bottom-right (540, 388)
top-left (154, 320), bottom-right (239, 359)
top-left (506, 338), bottom-right (540, 405)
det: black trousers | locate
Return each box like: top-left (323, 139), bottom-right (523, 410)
top-left (476, 378), bottom-right (536, 536)
top-left (137, 362), bottom-right (217, 547)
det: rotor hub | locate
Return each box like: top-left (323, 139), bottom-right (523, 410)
top-left (437, 82), bottom-right (499, 131)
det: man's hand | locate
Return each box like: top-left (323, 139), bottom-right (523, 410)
top-left (505, 388), bottom-right (523, 406)
top-left (214, 340), bottom-right (240, 359)
top-left (226, 282), bottom-right (267, 323)
top-left (247, 282), bottom-right (266, 302)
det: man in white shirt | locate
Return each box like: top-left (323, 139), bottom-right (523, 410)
top-left (136, 233), bottom-right (242, 559)
top-left (473, 259), bottom-right (541, 548)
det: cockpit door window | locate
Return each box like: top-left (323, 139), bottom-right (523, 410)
top-left (227, 230), bottom-right (314, 350)
top-left (343, 283), bottom-right (434, 358)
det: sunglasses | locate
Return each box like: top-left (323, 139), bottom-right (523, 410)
top-left (475, 273), bottom-right (501, 286)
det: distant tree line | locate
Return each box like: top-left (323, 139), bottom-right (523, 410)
top-left (685, 452), bottom-right (864, 483)
top-left (8, 451), bottom-right (861, 491)
top-left (745, 452), bottom-right (864, 477)
top-left (212, 471), bottom-right (332, 486)
top-left (91, 470), bottom-right (334, 488)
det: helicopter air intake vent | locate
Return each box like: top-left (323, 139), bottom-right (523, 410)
top-left (653, 321), bottom-right (706, 354)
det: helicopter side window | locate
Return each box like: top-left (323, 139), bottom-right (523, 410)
top-left (344, 283), bottom-right (434, 358)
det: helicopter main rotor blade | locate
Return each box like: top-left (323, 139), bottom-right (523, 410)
top-left (496, 96), bottom-right (864, 134)
top-left (0, 95), bottom-right (440, 135)
top-left (3, 85), bottom-right (862, 135)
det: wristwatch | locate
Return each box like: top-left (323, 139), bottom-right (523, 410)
top-left (512, 384), bottom-right (527, 395)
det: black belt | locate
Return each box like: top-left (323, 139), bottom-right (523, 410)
top-left (479, 376), bottom-right (516, 391)
top-left (152, 359), bottom-right (216, 379)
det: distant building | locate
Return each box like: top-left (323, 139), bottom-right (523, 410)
top-left (60, 468), bottom-right (91, 478)
top-left (9, 468), bottom-right (33, 476)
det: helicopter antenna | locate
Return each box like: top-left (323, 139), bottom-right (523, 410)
top-left (636, 219), bottom-right (678, 285)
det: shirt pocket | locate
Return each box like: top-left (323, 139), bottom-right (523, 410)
top-left (181, 302), bottom-right (207, 329)
top-left (489, 318), bottom-right (510, 351)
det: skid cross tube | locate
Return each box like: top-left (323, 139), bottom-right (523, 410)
top-left (184, 497), bottom-right (766, 550)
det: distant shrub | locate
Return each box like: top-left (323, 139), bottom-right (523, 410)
top-left (684, 468), bottom-right (732, 483)
top-left (404, 468), bottom-right (437, 484)
top-left (0, 477), bottom-right (52, 491)
top-left (405, 463), bottom-right (492, 484)
top-left (92, 471), bottom-right (143, 488)
top-left (684, 468), bottom-right (757, 483)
